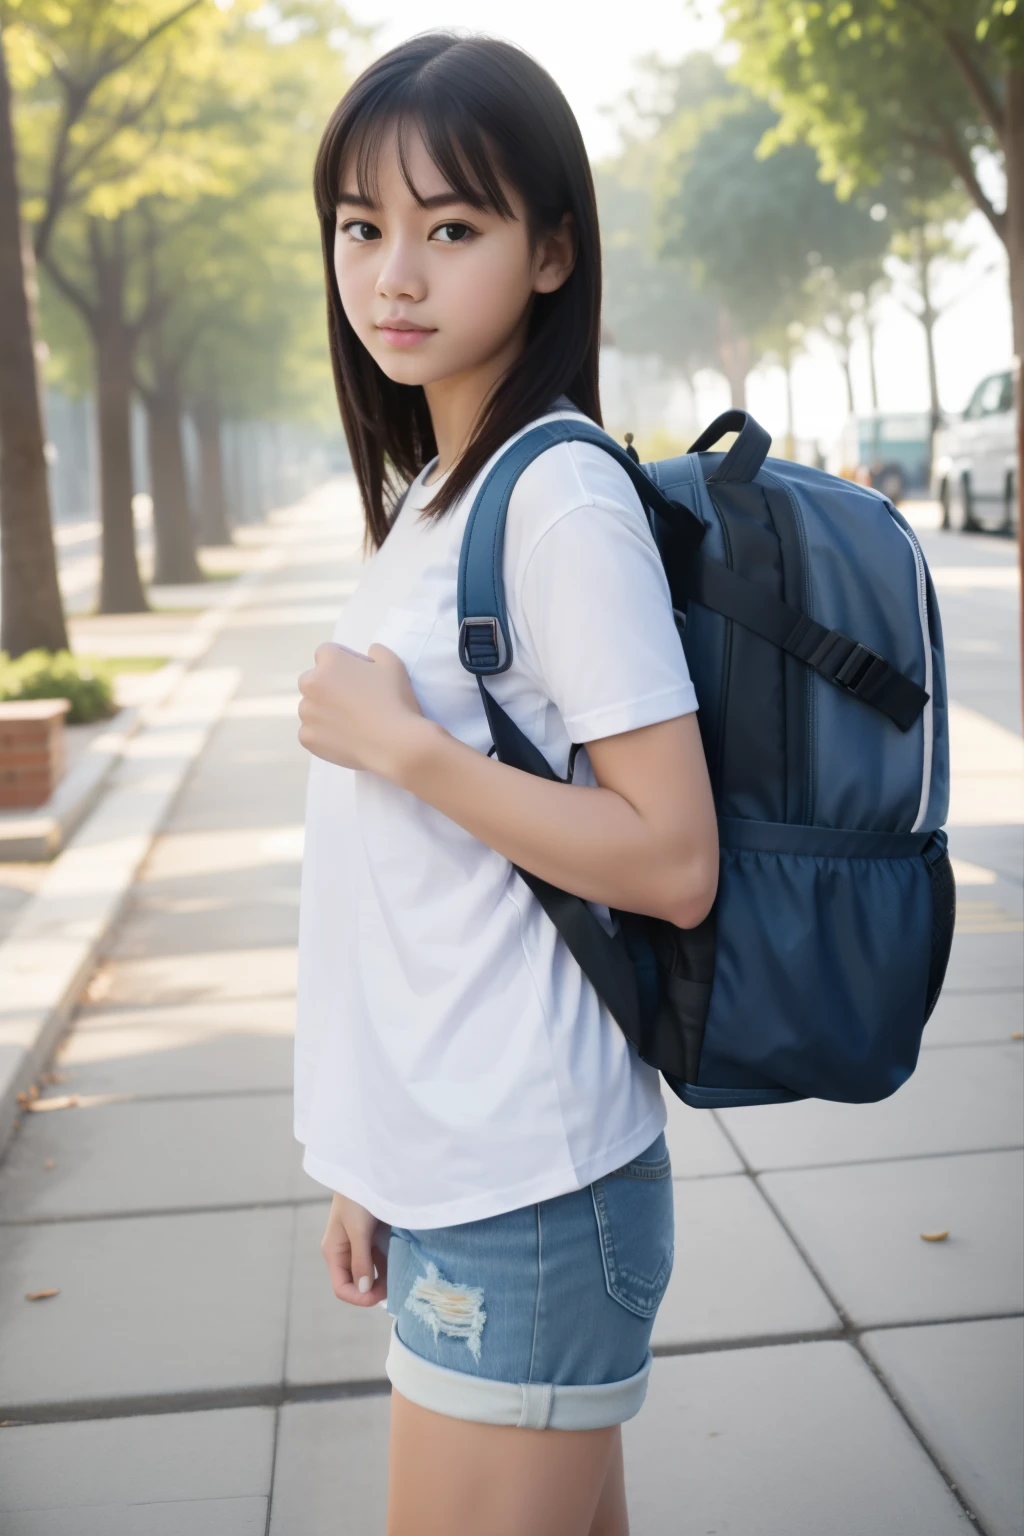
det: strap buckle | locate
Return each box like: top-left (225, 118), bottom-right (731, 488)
top-left (833, 641), bottom-right (889, 699)
top-left (458, 616), bottom-right (507, 673)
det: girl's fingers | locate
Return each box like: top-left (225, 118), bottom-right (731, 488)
top-left (321, 1199), bottom-right (389, 1307)
top-left (321, 1239), bottom-right (353, 1300)
top-left (349, 1229), bottom-right (379, 1296)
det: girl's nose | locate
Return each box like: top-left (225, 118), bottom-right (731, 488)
top-left (375, 240), bottom-right (426, 303)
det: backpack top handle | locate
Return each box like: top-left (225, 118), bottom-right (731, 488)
top-left (687, 410), bottom-right (771, 484)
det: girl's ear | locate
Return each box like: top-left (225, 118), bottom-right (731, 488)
top-left (533, 213), bottom-right (577, 295)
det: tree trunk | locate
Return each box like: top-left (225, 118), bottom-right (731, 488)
top-left (864, 314), bottom-right (880, 414)
top-left (194, 395), bottom-right (231, 545)
top-left (89, 223), bottom-right (147, 614)
top-left (1005, 63), bottom-right (1024, 723)
top-left (717, 305), bottom-right (750, 410)
top-left (914, 232), bottom-right (943, 488)
top-left (94, 316), bottom-right (147, 612)
top-left (145, 368), bottom-right (201, 584)
top-left (0, 27), bottom-right (68, 657)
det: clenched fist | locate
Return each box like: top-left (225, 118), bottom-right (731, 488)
top-left (297, 641), bottom-right (428, 778)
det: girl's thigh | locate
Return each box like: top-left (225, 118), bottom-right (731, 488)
top-left (387, 1390), bottom-right (624, 1536)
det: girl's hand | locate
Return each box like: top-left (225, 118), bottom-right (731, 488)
top-left (321, 1191), bottom-right (390, 1307)
top-left (297, 641), bottom-right (426, 776)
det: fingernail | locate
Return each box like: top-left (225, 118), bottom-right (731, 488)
top-left (358, 1275), bottom-right (372, 1293)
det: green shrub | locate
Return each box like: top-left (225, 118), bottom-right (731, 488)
top-left (0, 650), bottom-right (116, 725)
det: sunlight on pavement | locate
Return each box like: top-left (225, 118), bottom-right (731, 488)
top-left (947, 702), bottom-right (1024, 826)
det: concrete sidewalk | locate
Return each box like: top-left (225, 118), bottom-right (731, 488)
top-left (0, 483), bottom-right (1020, 1535)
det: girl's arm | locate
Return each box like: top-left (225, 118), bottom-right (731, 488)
top-left (298, 641), bottom-right (718, 928)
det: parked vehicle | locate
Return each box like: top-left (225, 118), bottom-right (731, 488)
top-left (835, 413), bottom-right (932, 502)
top-left (934, 368), bottom-right (1018, 534)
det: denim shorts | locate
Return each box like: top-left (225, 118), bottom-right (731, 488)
top-left (384, 1131), bottom-right (673, 1431)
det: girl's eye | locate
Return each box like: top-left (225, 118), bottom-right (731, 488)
top-left (431, 222), bottom-right (474, 244)
top-left (340, 220), bottom-right (381, 243)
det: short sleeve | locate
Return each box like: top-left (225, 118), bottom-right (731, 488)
top-left (512, 491), bottom-right (698, 744)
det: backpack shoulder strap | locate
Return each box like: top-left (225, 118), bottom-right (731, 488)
top-left (456, 418), bottom-right (703, 674)
top-left (455, 418), bottom-right (697, 1050)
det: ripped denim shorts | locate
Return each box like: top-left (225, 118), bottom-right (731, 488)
top-left (385, 1131), bottom-right (673, 1432)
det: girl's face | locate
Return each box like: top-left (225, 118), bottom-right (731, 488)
top-left (334, 126), bottom-right (574, 391)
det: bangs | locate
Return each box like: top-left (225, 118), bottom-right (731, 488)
top-left (315, 81), bottom-right (515, 222)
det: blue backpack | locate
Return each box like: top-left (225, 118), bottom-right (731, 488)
top-left (456, 409), bottom-right (955, 1109)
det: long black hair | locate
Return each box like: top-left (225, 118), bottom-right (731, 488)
top-left (313, 32), bottom-right (602, 549)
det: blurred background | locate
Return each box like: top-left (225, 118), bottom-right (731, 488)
top-left (0, 0), bottom-right (1019, 643)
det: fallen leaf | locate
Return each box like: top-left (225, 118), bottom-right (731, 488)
top-left (43, 1160), bottom-right (55, 1171)
top-left (1012, 1032), bottom-right (1022, 1041)
top-left (920, 1230), bottom-right (950, 1243)
top-left (26, 1095), bottom-right (79, 1113)
top-left (25, 1289), bottom-right (60, 1302)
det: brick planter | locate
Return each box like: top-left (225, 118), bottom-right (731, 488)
top-left (0, 700), bottom-right (70, 810)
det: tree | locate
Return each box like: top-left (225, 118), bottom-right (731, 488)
top-left (887, 193), bottom-right (975, 469)
top-left (11, 0), bottom-right (354, 606)
top-left (724, 0), bottom-right (1024, 651)
top-left (658, 93), bottom-right (889, 408)
top-left (0, 21), bottom-right (67, 655)
top-left (595, 150), bottom-right (719, 397)
top-left (7, 0), bottom-right (217, 610)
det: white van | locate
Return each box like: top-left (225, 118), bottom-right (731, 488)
top-left (934, 368), bottom-right (1018, 533)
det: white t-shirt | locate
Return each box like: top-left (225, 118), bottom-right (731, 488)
top-left (294, 407), bottom-right (699, 1228)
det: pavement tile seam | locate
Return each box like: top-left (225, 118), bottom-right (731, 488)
top-left (277, 1206), bottom-right (299, 1405)
top-left (847, 1337), bottom-right (993, 1534)
top-left (0, 1196), bottom-right (326, 1228)
top-left (0, 1170), bottom-right (772, 1230)
top-left (923, 1039), bottom-right (1024, 1051)
top-left (730, 1166), bottom-right (856, 1329)
top-left (3, 1087), bottom-right (293, 1116)
top-left (264, 1407), bottom-right (282, 1536)
top-left (0, 1378), bottom-right (393, 1427)
top-left (6, 1310), bottom-right (1023, 1429)
top-left (648, 1306), bottom-right (1024, 1360)
top-left (741, 1141), bottom-right (1024, 1176)
top-left (941, 983), bottom-right (1024, 996)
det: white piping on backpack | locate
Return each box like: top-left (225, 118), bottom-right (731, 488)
top-left (894, 519), bottom-right (933, 833)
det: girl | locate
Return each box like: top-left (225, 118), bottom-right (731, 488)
top-left (296, 32), bottom-right (718, 1536)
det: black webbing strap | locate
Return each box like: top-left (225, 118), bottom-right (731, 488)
top-left (476, 680), bottom-right (644, 1048)
top-left (681, 557), bottom-right (929, 733)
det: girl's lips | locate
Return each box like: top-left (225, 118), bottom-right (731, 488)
top-left (377, 325), bottom-right (435, 349)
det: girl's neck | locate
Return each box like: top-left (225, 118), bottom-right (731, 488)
top-left (422, 324), bottom-right (528, 486)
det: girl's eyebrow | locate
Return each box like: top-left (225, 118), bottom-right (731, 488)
top-left (336, 190), bottom-right (480, 211)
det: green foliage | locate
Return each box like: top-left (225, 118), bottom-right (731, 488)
top-left (722, 0), bottom-right (1015, 230)
top-left (0, 649), bottom-right (115, 722)
top-left (596, 54), bottom-right (725, 378)
top-left (596, 150), bottom-right (718, 378)
top-left (7, 0), bottom-right (359, 428)
top-left (660, 91), bottom-right (888, 342)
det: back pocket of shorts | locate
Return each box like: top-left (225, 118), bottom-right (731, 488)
top-left (591, 1134), bottom-right (674, 1320)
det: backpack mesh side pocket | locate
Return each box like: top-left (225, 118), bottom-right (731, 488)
top-left (924, 835), bottom-right (956, 1021)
